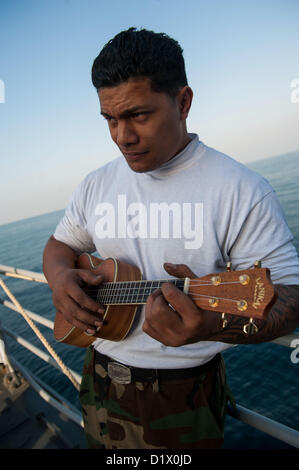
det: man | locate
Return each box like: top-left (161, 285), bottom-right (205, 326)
top-left (43, 28), bottom-right (299, 449)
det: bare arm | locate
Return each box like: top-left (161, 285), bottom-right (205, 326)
top-left (143, 263), bottom-right (299, 346)
top-left (43, 236), bottom-right (104, 334)
top-left (43, 235), bottom-right (78, 288)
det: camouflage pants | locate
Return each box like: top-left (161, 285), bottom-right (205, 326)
top-left (79, 347), bottom-right (233, 449)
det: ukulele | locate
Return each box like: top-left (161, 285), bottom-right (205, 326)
top-left (53, 253), bottom-right (277, 348)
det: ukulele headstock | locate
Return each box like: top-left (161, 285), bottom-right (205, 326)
top-left (189, 261), bottom-right (277, 328)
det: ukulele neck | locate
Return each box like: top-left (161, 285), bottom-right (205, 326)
top-left (94, 278), bottom-right (189, 305)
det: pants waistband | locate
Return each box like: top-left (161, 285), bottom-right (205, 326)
top-left (94, 350), bottom-right (221, 384)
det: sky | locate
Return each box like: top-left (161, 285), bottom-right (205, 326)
top-left (0, 0), bottom-right (299, 225)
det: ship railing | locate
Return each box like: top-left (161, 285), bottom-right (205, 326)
top-left (0, 264), bottom-right (299, 448)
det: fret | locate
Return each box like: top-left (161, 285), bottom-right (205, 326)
top-left (135, 282), bottom-right (140, 302)
top-left (149, 280), bottom-right (154, 302)
top-left (107, 281), bottom-right (118, 305)
top-left (104, 282), bottom-right (113, 305)
top-left (115, 282), bottom-right (121, 304)
top-left (118, 282), bottom-right (124, 304)
top-left (135, 281), bottom-right (144, 304)
top-left (100, 284), bottom-right (106, 305)
top-left (104, 283), bottom-right (110, 305)
top-left (152, 280), bottom-right (161, 290)
top-left (113, 282), bottom-right (119, 305)
top-left (135, 282), bottom-right (142, 304)
top-left (125, 281), bottom-right (131, 304)
top-left (125, 281), bottom-right (131, 303)
top-left (115, 281), bottom-right (121, 305)
top-left (103, 284), bottom-right (109, 304)
top-left (119, 280), bottom-right (125, 305)
top-left (102, 285), bottom-right (108, 304)
top-left (121, 281), bottom-right (128, 304)
top-left (105, 282), bottom-right (109, 305)
top-left (105, 283), bottom-right (110, 304)
top-left (96, 285), bottom-right (104, 304)
top-left (142, 281), bottom-right (153, 303)
top-left (99, 284), bottom-right (107, 305)
top-left (108, 282), bottom-right (114, 305)
top-left (127, 281), bottom-right (135, 304)
top-left (139, 281), bottom-right (146, 304)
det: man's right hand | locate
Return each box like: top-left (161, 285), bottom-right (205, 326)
top-left (51, 268), bottom-right (105, 334)
top-left (43, 236), bottom-right (105, 335)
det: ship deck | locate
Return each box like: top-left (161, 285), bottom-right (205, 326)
top-left (0, 365), bottom-right (86, 449)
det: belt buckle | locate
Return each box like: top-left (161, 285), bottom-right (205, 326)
top-left (108, 361), bottom-right (132, 384)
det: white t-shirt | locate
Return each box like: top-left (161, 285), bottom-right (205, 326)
top-left (54, 134), bottom-right (299, 368)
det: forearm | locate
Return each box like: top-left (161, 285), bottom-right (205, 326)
top-left (208, 284), bottom-right (299, 344)
top-left (42, 235), bottom-right (78, 289)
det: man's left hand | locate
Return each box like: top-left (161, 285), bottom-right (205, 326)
top-left (143, 263), bottom-right (220, 346)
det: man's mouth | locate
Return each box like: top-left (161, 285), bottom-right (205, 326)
top-left (122, 151), bottom-right (149, 161)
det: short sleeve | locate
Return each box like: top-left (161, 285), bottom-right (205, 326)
top-left (53, 179), bottom-right (96, 255)
top-left (229, 191), bottom-right (299, 285)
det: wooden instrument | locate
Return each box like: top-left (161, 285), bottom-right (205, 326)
top-left (53, 254), bottom-right (277, 348)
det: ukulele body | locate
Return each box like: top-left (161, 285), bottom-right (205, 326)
top-left (53, 254), bottom-right (142, 347)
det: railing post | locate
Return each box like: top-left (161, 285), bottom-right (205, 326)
top-left (0, 321), bottom-right (22, 388)
top-left (0, 322), bottom-right (13, 372)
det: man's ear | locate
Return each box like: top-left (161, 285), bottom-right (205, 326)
top-left (178, 86), bottom-right (193, 120)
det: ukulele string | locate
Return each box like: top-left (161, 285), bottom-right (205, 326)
top-left (190, 281), bottom-right (240, 287)
top-left (83, 279), bottom-right (242, 294)
top-left (83, 288), bottom-right (242, 305)
top-left (187, 292), bottom-right (241, 303)
top-left (83, 294), bottom-right (241, 305)
top-left (83, 278), bottom-right (248, 306)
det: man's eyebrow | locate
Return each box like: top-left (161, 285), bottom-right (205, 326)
top-left (100, 106), bottom-right (154, 119)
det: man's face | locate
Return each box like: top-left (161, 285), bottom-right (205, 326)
top-left (98, 77), bottom-right (191, 173)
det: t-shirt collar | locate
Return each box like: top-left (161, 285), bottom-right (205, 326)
top-left (142, 133), bottom-right (201, 179)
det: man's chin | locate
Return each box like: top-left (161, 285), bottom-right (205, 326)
top-left (124, 158), bottom-right (156, 173)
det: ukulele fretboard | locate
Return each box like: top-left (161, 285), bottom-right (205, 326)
top-left (94, 279), bottom-right (186, 305)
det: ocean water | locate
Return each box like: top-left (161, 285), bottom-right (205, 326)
top-left (0, 151), bottom-right (298, 448)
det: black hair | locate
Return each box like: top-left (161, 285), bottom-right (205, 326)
top-left (91, 27), bottom-right (188, 97)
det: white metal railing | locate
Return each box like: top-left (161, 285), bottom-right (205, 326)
top-left (227, 403), bottom-right (299, 448)
top-left (0, 323), bottom-right (81, 384)
top-left (0, 298), bottom-right (54, 329)
top-left (0, 264), bottom-right (47, 283)
top-left (1, 264), bottom-right (299, 448)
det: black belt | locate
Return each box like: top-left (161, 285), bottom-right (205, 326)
top-left (94, 350), bottom-right (220, 385)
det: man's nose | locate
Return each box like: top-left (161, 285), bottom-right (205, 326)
top-left (116, 120), bottom-right (138, 147)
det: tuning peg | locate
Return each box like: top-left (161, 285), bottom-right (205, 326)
top-left (254, 260), bottom-right (261, 268)
top-left (221, 312), bottom-right (228, 329)
top-left (243, 317), bottom-right (259, 335)
top-left (226, 261), bottom-right (232, 272)
top-left (221, 262), bottom-right (232, 328)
